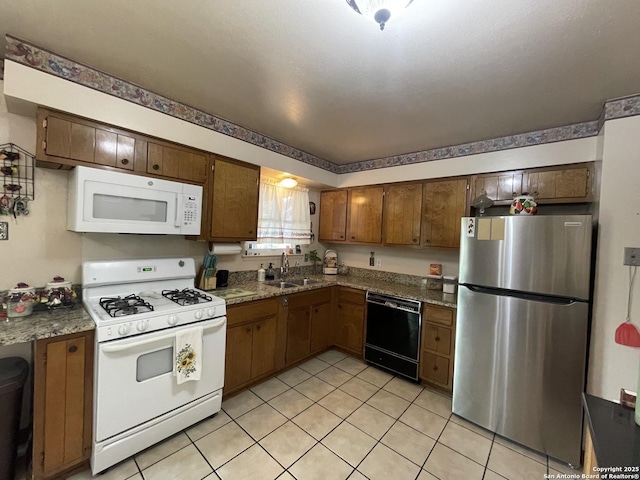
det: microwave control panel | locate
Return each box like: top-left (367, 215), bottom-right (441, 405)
top-left (183, 196), bottom-right (199, 226)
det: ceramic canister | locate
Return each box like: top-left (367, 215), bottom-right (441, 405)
top-left (509, 194), bottom-right (538, 215)
top-left (7, 284), bottom-right (36, 318)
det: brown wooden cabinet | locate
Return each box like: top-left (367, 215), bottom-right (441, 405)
top-left (334, 287), bottom-right (366, 357)
top-left (33, 330), bottom-right (94, 480)
top-left (347, 186), bottom-right (384, 244)
top-left (420, 305), bottom-right (456, 391)
top-left (523, 163), bottom-right (593, 202)
top-left (207, 155), bottom-right (260, 241)
top-left (285, 289), bottom-right (333, 365)
top-left (37, 108), bottom-right (143, 172)
top-left (224, 298), bottom-right (278, 395)
top-left (472, 171), bottom-right (523, 202)
top-left (383, 183), bottom-right (422, 246)
top-left (319, 190), bottom-right (348, 242)
top-left (146, 142), bottom-right (207, 183)
top-left (422, 178), bottom-right (468, 248)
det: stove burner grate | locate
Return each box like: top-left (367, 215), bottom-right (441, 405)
top-left (162, 288), bottom-right (213, 306)
top-left (99, 294), bottom-right (154, 317)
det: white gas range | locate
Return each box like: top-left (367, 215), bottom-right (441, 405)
top-left (82, 258), bottom-right (227, 475)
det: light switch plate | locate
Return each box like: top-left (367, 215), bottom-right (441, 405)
top-left (0, 222), bottom-right (7, 240)
top-left (623, 247), bottom-right (640, 266)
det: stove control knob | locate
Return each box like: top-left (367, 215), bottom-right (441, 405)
top-left (194, 310), bottom-right (203, 320)
top-left (167, 314), bottom-right (178, 326)
top-left (136, 320), bottom-right (148, 332)
top-left (118, 324), bottom-right (130, 336)
top-left (207, 307), bottom-right (216, 317)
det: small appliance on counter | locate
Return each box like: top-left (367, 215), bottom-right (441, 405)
top-left (323, 250), bottom-right (338, 275)
top-left (215, 269), bottom-right (229, 288)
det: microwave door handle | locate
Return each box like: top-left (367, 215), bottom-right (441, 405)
top-left (101, 317), bottom-right (227, 354)
top-left (174, 194), bottom-right (183, 228)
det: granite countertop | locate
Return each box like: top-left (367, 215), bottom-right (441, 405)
top-left (212, 274), bottom-right (457, 308)
top-left (0, 306), bottom-right (95, 347)
top-left (583, 393), bottom-right (640, 469)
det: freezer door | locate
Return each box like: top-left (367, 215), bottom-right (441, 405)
top-left (459, 215), bottom-right (592, 300)
top-left (452, 285), bottom-right (588, 466)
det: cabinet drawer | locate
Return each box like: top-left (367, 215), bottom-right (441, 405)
top-left (227, 298), bottom-right (279, 327)
top-left (338, 287), bottom-right (365, 304)
top-left (423, 324), bottom-right (452, 356)
top-left (288, 288), bottom-right (332, 309)
top-left (424, 305), bottom-right (454, 326)
top-left (421, 353), bottom-right (450, 386)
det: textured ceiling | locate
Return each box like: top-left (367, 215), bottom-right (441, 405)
top-left (1, 0), bottom-right (640, 165)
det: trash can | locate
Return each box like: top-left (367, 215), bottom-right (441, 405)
top-left (0, 357), bottom-right (29, 480)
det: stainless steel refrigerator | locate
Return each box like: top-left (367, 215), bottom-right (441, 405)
top-left (453, 215), bottom-right (592, 466)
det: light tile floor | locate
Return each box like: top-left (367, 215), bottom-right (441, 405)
top-left (68, 349), bottom-right (581, 480)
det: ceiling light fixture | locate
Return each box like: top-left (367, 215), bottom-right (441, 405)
top-left (346, 0), bottom-right (414, 31)
top-left (279, 177), bottom-right (298, 188)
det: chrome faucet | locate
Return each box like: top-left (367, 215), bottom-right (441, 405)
top-left (280, 252), bottom-right (290, 279)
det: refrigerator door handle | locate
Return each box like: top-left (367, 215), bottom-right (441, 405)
top-left (462, 284), bottom-right (580, 305)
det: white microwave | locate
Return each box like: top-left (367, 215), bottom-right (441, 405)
top-left (68, 166), bottom-right (203, 235)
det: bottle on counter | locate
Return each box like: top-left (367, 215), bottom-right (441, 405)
top-left (257, 264), bottom-right (266, 282)
top-left (265, 263), bottom-right (275, 281)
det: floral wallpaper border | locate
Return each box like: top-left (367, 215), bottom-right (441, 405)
top-left (5, 35), bottom-right (640, 174)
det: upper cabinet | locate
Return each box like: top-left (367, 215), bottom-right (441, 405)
top-left (36, 108), bottom-right (209, 184)
top-left (422, 178), bottom-right (468, 249)
top-left (208, 155), bottom-right (260, 241)
top-left (347, 186), bottom-right (384, 244)
top-left (319, 190), bottom-right (348, 242)
top-left (470, 163), bottom-right (595, 205)
top-left (383, 183), bottom-right (422, 246)
top-left (147, 142), bottom-right (207, 183)
top-left (37, 108), bottom-right (143, 172)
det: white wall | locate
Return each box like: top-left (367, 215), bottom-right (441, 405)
top-left (589, 115), bottom-right (640, 400)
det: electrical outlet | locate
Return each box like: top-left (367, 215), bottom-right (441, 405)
top-left (376, 259), bottom-right (382, 267)
top-left (304, 254), bottom-right (309, 262)
top-left (0, 222), bottom-right (7, 240)
top-left (624, 247), bottom-right (640, 266)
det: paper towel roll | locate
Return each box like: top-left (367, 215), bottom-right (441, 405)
top-left (208, 243), bottom-right (242, 255)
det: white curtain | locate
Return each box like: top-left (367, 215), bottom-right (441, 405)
top-left (257, 179), bottom-right (311, 244)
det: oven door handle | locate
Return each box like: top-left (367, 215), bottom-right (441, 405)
top-left (101, 317), bottom-right (226, 353)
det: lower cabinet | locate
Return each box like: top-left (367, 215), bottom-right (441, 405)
top-left (33, 330), bottom-right (94, 480)
top-left (334, 287), bottom-right (366, 357)
top-left (420, 304), bottom-right (456, 391)
top-left (286, 289), bottom-right (333, 365)
top-left (225, 298), bottom-right (279, 395)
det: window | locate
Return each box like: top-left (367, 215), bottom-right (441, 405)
top-left (256, 179), bottom-right (311, 244)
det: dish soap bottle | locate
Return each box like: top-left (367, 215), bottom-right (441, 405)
top-left (265, 263), bottom-right (275, 281)
top-left (257, 264), bottom-right (266, 282)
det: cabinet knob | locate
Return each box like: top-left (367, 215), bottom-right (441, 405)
top-left (435, 336), bottom-right (440, 342)
top-left (69, 345), bottom-right (78, 353)
top-left (256, 324), bottom-right (261, 330)
top-left (413, 238), bottom-right (418, 243)
top-left (425, 239), bottom-right (430, 243)
top-left (121, 158), bottom-right (129, 165)
top-left (340, 235), bottom-right (344, 239)
top-left (152, 164), bottom-right (160, 170)
top-left (314, 308), bottom-right (319, 313)
top-left (246, 327), bottom-right (251, 333)
top-left (433, 365), bottom-right (438, 371)
top-left (534, 191), bottom-right (539, 196)
top-left (351, 236), bottom-right (355, 240)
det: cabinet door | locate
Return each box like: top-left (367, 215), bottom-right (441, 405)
top-left (286, 307), bottom-right (312, 365)
top-left (525, 166), bottom-right (591, 201)
top-left (473, 172), bottom-right (522, 202)
top-left (225, 324), bottom-right (254, 392)
top-left (335, 301), bottom-right (365, 355)
top-left (310, 301), bottom-right (332, 353)
top-left (421, 353), bottom-right (450, 387)
top-left (251, 315), bottom-right (277, 379)
top-left (347, 186), bottom-right (384, 244)
top-left (210, 156), bottom-right (260, 241)
top-left (146, 143), bottom-right (207, 182)
top-left (422, 179), bottom-right (468, 248)
top-left (423, 324), bottom-right (452, 355)
top-left (33, 331), bottom-right (94, 480)
top-left (319, 190), bottom-right (348, 242)
top-left (383, 183), bottom-right (422, 246)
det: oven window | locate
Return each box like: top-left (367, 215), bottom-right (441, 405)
top-left (137, 347), bottom-right (173, 382)
top-left (93, 194), bottom-right (168, 222)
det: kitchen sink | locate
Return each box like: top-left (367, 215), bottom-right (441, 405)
top-left (264, 281), bottom-right (299, 289)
